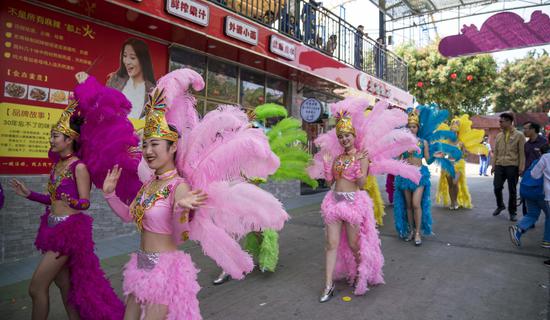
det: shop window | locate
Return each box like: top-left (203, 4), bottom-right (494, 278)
top-left (195, 98), bottom-right (206, 116)
top-left (266, 77), bottom-right (287, 106)
top-left (205, 100), bottom-right (221, 114)
top-left (240, 68), bottom-right (265, 109)
top-left (207, 59), bottom-right (238, 103)
top-left (169, 47), bottom-right (206, 96)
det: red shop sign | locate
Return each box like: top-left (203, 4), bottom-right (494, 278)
top-left (269, 35), bottom-right (296, 61)
top-left (224, 16), bottom-right (258, 46)
top-left (165, 0), bottom-right (209, 27)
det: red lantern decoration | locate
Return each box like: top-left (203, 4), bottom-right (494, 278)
top-left (450, 73), bottom-right (457, 79)
top-left (417, 81), bottom-right (424, 88)
top-left (467, 74), bottom-right (473, 81)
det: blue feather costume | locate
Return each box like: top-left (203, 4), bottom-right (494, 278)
top-left (393, 104), bottom-right (462, 238)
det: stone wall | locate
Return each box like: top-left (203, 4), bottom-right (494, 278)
top-left (0, 176), bottom-right (300, 263)
top-left (260, 179), bottom-right (301, 201)
top-left (0, 175), bottom-right (136, 264)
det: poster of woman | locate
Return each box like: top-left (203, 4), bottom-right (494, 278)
top-left (106, 38), bottom-right (156, 120)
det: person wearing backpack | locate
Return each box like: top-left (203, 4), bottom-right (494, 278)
top-left (509, 144), bottom-right (550, 257)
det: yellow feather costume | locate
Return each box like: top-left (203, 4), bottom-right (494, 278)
top-left (362, 108), bottom-right (385, 225)
top-left (364, 175), bottom-right (385, 225)
top-left (436, 115), bottom-right (488, 209)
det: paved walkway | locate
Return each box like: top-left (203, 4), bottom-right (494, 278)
top-left (0, 191), bottom-right (327, 287)
top-left (1, 163), bottom-right (549, 320)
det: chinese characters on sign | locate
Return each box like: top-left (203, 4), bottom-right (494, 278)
top-left (1, 1), bottom-right (168, 174)
top-left (224, 16), bottom-right (258, 46)
top-left (269, 35), bottom-right (296, 61)
top-left (355, 72), bottom-right (412, 108)
top-left (300, 98), bottom-right (322, 123)
top-left (366, 79), bottom-right (391, 99)
top-left (356, 73), bottom-right (392, 99)
top-left (0, 103), bottom-right (62, 158)
top-left (166, 0), bottom-right (209, 27)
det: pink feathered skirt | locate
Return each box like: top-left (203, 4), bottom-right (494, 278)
top-left (122, 250), bottom-right (201, 320)
top-left (321, 190), bottom-right (385, 295)
top-left (34, 210), bottom-right (124, 320)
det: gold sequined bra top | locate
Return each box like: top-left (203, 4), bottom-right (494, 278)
top-left (333, 153), bottom-right (363, 181)
top-left (129, 169), bottom-right (187, 234)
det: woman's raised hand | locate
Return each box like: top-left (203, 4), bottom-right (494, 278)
top-left (177, 190), bottom-right (208, 210)
top-left (356, 150), bottom-right (369, 160)
top-left (103, 165), bottom-right (122, 194)
top-left (75, 71), bottom-right (89, 84)
top-left (9, 179), bottom-right (30, 197)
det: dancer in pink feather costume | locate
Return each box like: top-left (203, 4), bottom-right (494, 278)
top-left (309, 98), bottom-right (421, 302)
top-left (9, 72), bottom-right (124, 320)
top-left (316, 111), bottom-right (384, 302)
top-left (101, 69), bottom-right (288, 319)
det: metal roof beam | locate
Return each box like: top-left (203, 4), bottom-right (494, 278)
top-left (387, 1), bottom-right (549, 32)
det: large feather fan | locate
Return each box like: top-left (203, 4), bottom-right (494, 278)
top-left (308, 98), bottom-right (421, 184)
top-left (255, 104), bottom-right (318, 188)
top-left (439, 114), bottom-right (488, 156)
top-left (414, 104), bottom-right (463, 177)
top-left (76, 76), bottom-right (141, 204)
top-left (156, 69), bottom-right (289, 279)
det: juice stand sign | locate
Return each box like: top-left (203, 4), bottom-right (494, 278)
top-left (0, 1), bottom-right (168, 174)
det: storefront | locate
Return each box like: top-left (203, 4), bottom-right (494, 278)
top-left (0, 0), bottom-right (413, 262)
top-left (0, 0), bottom-right (414, 175)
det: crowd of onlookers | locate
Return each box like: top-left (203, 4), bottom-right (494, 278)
top-left (481, 113), bottom-right (550, 267)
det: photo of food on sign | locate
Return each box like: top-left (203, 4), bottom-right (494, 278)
top-left (4, 82), bottom-right (27, 99)
top-left (49, 89), bottom-right (69, 105)
top-left (27, 86), bottom-right (49, 102)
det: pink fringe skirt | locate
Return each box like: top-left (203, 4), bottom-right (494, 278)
top-left (34, 210), bottom-right (124, 320)
top-left (123, 250), bottom-right (201, 320)
top-left (321, 190), bottom-right (385, 295)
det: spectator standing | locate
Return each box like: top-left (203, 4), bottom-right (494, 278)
top-left (325, 34), bottom-right (337, 56)
top-left (509, 143), bottom-right (550, 267)
top-left (302, 0), bottom-right (320, 45)
top-left (479, 135), bottom-right (491, 176)
top-left (491, 113), bottom-right (525, 221)
top-left (354, 25), bottom-right (364, 69)
top-left (374, 37), bottom-right (386, 78)
top-left (521, 121), bottom-right (548, 215)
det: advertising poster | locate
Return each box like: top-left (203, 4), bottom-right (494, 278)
top-left (0, 1), bottom-right (168, 174)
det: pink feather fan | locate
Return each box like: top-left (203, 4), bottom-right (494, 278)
top-left (309, 98), bottom-right (421, 184)
top-left (158, 69), bottom-right (288, 278)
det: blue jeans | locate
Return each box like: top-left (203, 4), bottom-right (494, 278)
top-left (517, 199), bottom-right (550, 242)
top-left (479, 155), bottom-right (490, 175)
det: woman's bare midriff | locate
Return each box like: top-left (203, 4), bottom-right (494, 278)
top-left (140, 231), bottom-right (178, 253)
top-left (51, 201), bottom-right (79, 216)
top-left (334, 178), bottom-right (359, 193)
top-left (406, 157), bottom-right (423, 167)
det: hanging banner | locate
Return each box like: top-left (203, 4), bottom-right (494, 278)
top-left (0, 1), bottom-right (168, 174)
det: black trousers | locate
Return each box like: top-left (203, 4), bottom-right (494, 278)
top-left (493, 165), bottom-right (519, 215)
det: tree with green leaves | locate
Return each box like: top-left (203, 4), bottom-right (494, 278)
top-left (493, 50), bottom-right (550, 113)
top-left (396, 42), bottom-right (497, 116)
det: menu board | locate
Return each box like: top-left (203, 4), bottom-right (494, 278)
top-left (0, 1), bottom-right (168, 174)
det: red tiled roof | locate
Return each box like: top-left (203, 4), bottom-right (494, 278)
top-left (471, 115), bottom-right (499, 128)
top-left (472, 112), bottom-right (550, 129)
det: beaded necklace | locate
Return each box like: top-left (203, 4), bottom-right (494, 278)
top-left (130, 169), bottom-right (178, 231)
top-left (47, 158), bottom-right (76, 200)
